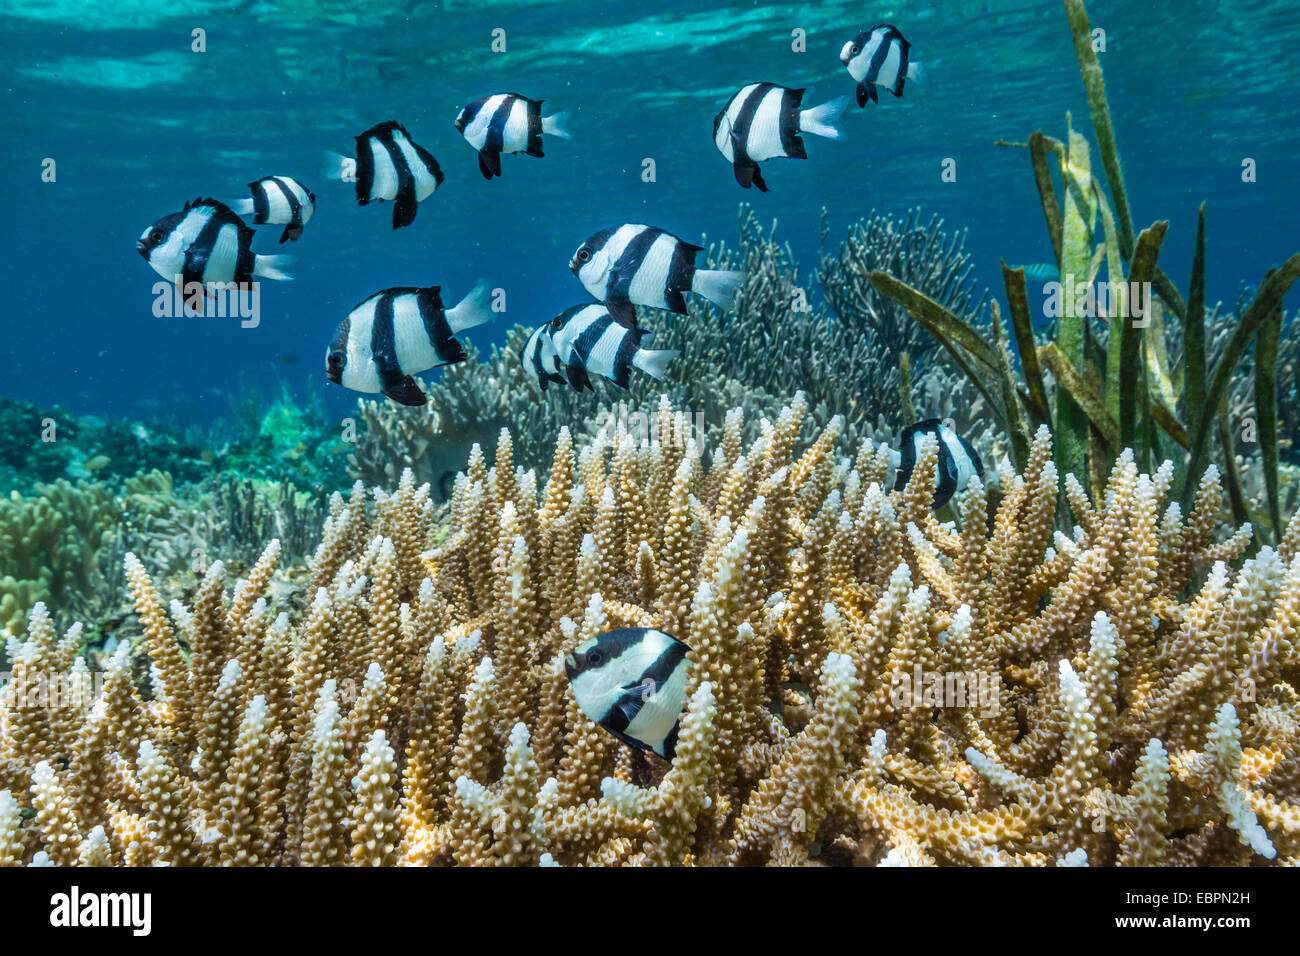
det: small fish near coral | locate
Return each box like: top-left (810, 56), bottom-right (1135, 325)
top-left (521, 321), bottom-right (568, 390)
top-left (137, 197), bottom-right (293, 290)
top-left (454, 93), bottom-right (570, 179)
top-left (891, 418), bottom-right (984, 509)
top-left (233, 175), bottom-right (316, 243)
top-left (571, 224), bottom-right (747, 329)
top-left (712, 83), bottom-right (846, 191)
top-left (840, 24), bottom-right (923, 107)
top-left (565, 627), bottom-right (692, 761)
top-left (548, 303), bottom-right (679, 391)
top-left (324, 120), bottom-right (444, 229)
top-left (326, 280), bottom-right (494, 405)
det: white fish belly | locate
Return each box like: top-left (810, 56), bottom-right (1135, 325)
top-left (745, 87), bottom-right (787, 161)
top-left (501, 99), bottom-right (530, 153)
top-left (391, 294), bottom-right (438, 375)
top-left (628, 233), bottom-right (676, 308)
top-left (367, 137), bottom-right (398, 201)
top-left (583, 322), bottom-right (629, 379)
top-left (202, 223), bottom-right (242, 282)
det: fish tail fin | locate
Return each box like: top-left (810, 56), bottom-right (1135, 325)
top-left (800, 96), bottom-right (849, 140)
top-left (907, 60), bottom-right (926, 83)
top-left (633, 348), bottom-right (679, 381)
top-left (321, 149), bottom-right (357, 183)
top-left (446, 279), bottom-right (495, 334)
top-left (542, 110), bottom-right (571, 139)
top-left (254, 254), bottom-right (293, 281)
top-left (691, 269), bottom-right (747, 312)
top-left (231, 198), bottom-right (255, 215)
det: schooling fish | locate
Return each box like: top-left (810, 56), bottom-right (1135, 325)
top-left (454, 93), bottom-right (571, 179)
top-left (712, 83), bottom-right (846, 191)
top-left (548, 303), bottom-right (679, 391)
top-left (136, 197), bottom-right (292, 289)
top-left (326, 280), bottom-right (494, 406)
top-left (565, 627), bottom-right (691, 761)
top-left (521, 322), bottom-right (567, 390)
top-left (571, 224), bottom-right (747, 330)
top-left (324, 120), bottom-right (444, 229)
top-left (891, 418), bottom-right (984, 510)
top-left (233, 176), bottom-right (316, 243)
top-left (840, 24), bottom-right (924, 107)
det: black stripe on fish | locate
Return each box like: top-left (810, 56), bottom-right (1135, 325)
top-left (268, 176), bottom-right (305, 242)
top-left (369, 293), bottom-right (406, 390)
top-left (665, 236), bottom-right (701, 315)
top-left (374, 124), bottom-right (418, 228)
top-left (525, 97), bottom-right (544, 157)
top-left (250, 181), bottom-right (270, 223)
top-left (354, 129), bottom-right (376, 205)
top-left (607, 226), bottom-right (663, 321)
top-left (415, 286), bottom-right (465, 365)
top-left (660, 722), bottom-right (681, 761)
top-left (640, 636), bottom-right (688, 691)
top-left (611, 326), bottom-right (639, 388)
top-left (483, 95), bottom-right (514, 159)
top-left (780, 86), bottom-right (806, 159)
top-left (572, 312), bottom-right (614, 365)
top-left (727, 83), bottom-right (770, 189)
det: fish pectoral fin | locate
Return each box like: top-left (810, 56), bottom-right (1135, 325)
top-left (564, 353), bottom-right (592, 392)
top-left (381, 375), bottom-right (427, 406)
top-left (605, 296), bottom-right (638, 331)
top-left (478, 149), bottom-right (501, 179)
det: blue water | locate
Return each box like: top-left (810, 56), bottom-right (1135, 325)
top-left (2, 0), bottom-right (1298, 426)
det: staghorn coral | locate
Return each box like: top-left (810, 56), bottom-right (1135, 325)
top-left (0, 396), bottom-right (1297, 866)
top-left (346, 204), bottom-right (993, 488)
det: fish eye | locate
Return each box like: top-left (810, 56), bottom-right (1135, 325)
top-left (150, 230), bottom-right (164, 243)
top-left (328, 349), bottom-right (344, 368)
top-left (577, 248), bottom-right (590, 262)
top-left (587, 649), bottom-right (603, 665)
top-left (851, 45), bottom-right (860, 55)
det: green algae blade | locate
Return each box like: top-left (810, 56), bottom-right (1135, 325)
top-left (1055, 121), bottom-right (1096, 495)
top-left (1119, 221), bottom-right (1169, 450)
top-left (1188, 253), bottom-right (1300, 499)
top-left (1184, 203), bottom-right (1208, 468)
top-left (991, 300), bottom-right (1031, 470)
top-left (865, 271), bottom-right (1002, 377)
top-left (1256, 305), bottom-right (1283, 541)
top-left (1061, 0), bottom-right (1134, 251)
top-left (899, 351), bottom-right (916, 423)
top-left (1028, 131), bottom-right (1065, 267)
top-left (1039, 342), bottom-right (1120, 451)
top-left (1000, 262), bottom-right (1052, 427)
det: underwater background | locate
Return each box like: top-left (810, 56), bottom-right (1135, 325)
top-left (3, 0), bottom-right (1299, 428)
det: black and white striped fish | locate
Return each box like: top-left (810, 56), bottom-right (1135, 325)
top-left (136, 198), bottom-right (292, 288)
top-left (233, 176), bottom-right (316, 243)
top-left (840, 24), bottom-right (924, 107)
top-left (521, 322), bottom-right (566, 390)
top-left (324, 120), bottom-right (444, 229)
top-left (712, 83), bottom-right (846, 191)
top-left (454, 93), bottom-right (571, 179)
top-left (891, 418), bottom-right (983, 509)
top-left (326, 280), bottom-right (494, 406)
top-left (571, 224), bottom-right (747, 329)
top-left (565, 627), bottom-right (691, 761)
top-left (548, 303), bottom-right (678, 391)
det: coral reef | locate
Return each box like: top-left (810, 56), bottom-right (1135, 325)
top-left (347, 204), bottom-right (993, 490)
top-left (2, 396), bottom-right (1297, 866)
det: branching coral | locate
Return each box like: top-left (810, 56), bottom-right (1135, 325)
top-left (1, 396), bottom-right (1296, 866)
